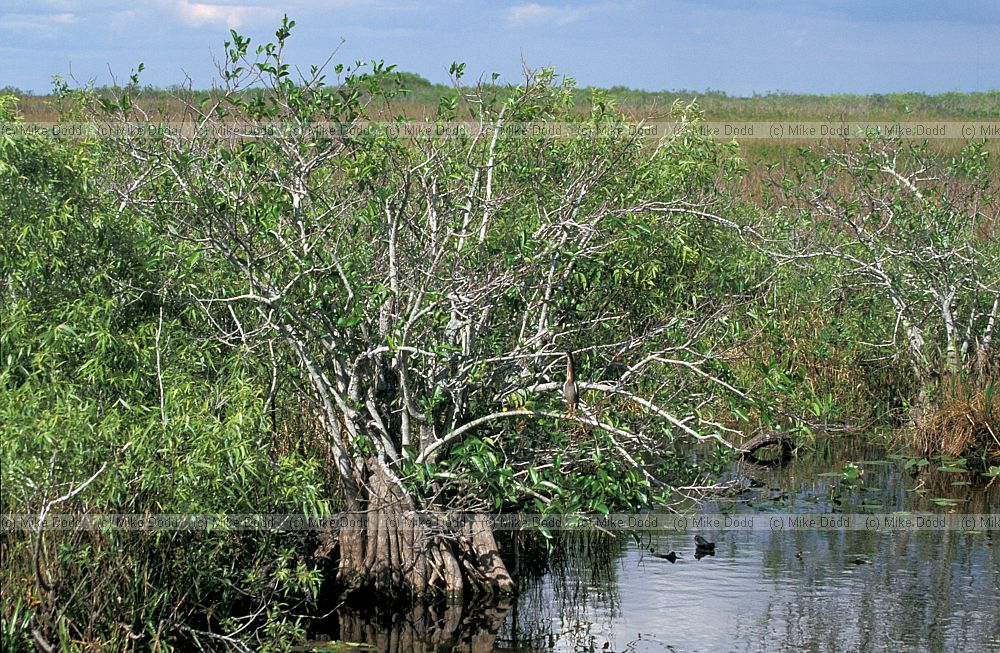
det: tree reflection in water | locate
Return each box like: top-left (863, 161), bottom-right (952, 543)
top-left (307, 598), bottom-right (512, 653)
top-left (304, 437), bottom-right (1000, 652)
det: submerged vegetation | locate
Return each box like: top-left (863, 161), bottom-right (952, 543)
top-left (1, 18), bottom-right (997, 652)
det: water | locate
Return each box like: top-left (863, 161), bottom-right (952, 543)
top-left (502, 526), bottom-right (999, 652)
top-left (310, 437), bottom-right (1000, 653)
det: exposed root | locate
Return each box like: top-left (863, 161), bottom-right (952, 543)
top-left (314, 467), bottom-right (513, 600)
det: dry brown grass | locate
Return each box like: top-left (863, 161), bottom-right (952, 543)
top-left (914, 376), bottom-right (999, 462)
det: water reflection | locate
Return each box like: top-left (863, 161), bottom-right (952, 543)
top-left (499, 437), bottom-right (1000, 652)
top-left (312, 437), bottom-right (1000, 652)
top-left (497, 533), bottom-right (628, 651)
top-left (306, 599), bottom-right (512, 653)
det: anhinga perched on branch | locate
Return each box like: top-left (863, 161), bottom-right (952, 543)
top-left (563, 351), bottom-right (579, 415)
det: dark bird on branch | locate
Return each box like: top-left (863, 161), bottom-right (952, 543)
top-left (563, 351), bottom-right (579, 415)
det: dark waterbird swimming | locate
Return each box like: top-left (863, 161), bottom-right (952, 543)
top-left (695, 535), bottom-right (715, 552)
top-left (649, 548), bottom-right (679, 563)
top-left (694, 535), bottom-right (716, 559)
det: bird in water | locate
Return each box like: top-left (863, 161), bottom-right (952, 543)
top-left (649, 548), bottom-right (679, 563)
top-left (850, 557), bottom-right (873, 565)
top-left (694, 535), bottom-right (716, 559)
top-left (563, 351), bottom-right (579, 415)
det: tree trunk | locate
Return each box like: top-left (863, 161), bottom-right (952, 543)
top-left (314, 465), bottom-right (514, 600)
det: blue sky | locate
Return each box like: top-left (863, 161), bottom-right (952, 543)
top-left (2, 1), bottom-right (999, 95)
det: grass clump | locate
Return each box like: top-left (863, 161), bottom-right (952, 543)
top-left (914, 377), bottom-right (999, 465)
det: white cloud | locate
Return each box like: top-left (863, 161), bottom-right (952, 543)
top-left (506, 2), bottom-right (605, 27)
top-left (110, 9), bottom-right (138, 32)
top-left (161, 0), bottom-right (260, 29)
top-left (0, 11), bottom-right (77, 33)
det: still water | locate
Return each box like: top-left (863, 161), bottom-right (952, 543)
top-left (313, 437), bottom-right (1000, 653)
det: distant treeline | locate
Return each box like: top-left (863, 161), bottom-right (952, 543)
top-left (5, 73), bottom-right (999, 121)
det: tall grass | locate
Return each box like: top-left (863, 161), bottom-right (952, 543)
top-left (914, 376), bottom-right (999, 463)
